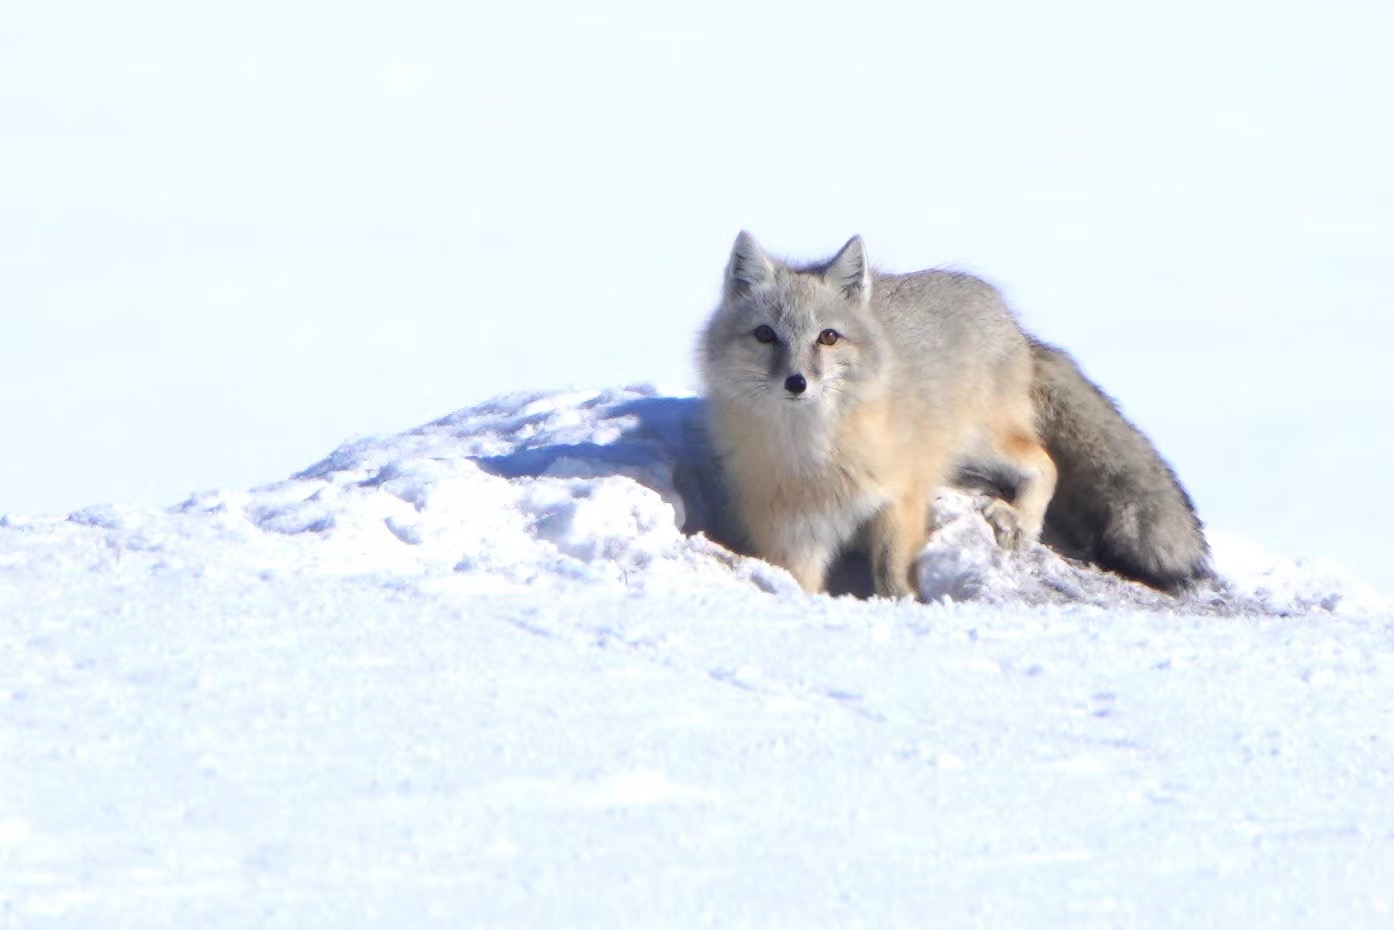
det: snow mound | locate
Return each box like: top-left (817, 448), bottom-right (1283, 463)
top-left (3, 387), bottom-right (1385, 615)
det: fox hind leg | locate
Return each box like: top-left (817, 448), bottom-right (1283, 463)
top-left (979, 430), bottom-right (1057, 550)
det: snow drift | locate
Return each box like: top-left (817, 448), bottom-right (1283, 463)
top-left (15, 385), bottom-right (1368, 615)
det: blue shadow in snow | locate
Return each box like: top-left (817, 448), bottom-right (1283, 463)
top-left (472, 395), bottom-right (741, 551)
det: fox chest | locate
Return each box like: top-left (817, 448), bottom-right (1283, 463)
top-left (728, 430), bottom-right (889, 538)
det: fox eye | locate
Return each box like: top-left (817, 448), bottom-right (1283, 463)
top-left (753, 324), bottom-right (777, 344)
top-left (818, 328), bottom-right (841, 346)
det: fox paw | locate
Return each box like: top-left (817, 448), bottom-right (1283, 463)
top-left (981, 499), bottom-right (1027, 551)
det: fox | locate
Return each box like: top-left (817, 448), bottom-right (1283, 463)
top-left (699, 231), bottom-right (1211, 598)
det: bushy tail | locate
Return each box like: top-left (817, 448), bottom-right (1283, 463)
top-left (1028, 338), bottom-right (1213, 593)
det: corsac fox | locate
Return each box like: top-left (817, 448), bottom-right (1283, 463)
top-left (699, 231), bottom-right (1211, 598)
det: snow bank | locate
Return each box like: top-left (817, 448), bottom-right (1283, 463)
top-left (2, 386), bottom-right (1384, 615)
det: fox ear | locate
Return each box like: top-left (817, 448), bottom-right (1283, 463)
top-left (725, 230), bottom-right (776, 299)
top-left (825, 235), bottom-right (870, 302)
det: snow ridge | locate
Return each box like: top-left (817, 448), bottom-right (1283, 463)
top-left (5, 386), bottom-right (1381, 616)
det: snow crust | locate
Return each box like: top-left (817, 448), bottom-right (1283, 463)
top-left (3, 387), bottom-right (1391, 927)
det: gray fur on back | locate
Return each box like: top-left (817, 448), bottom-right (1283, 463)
top-left (869, 269), bottom-right (1032, 413)
top-left (874, 270), bottom-right (1027, 367)
top-left (1028, 338), bottom-right (1213, 592)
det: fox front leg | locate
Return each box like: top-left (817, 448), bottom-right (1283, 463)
top-left (770, 544), bottom-right (835, 594)
top-left (866, 492), bottom-right (929, 599)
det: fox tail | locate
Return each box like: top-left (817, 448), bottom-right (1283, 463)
top-left (1027, 338), bottom-right (1214, 593)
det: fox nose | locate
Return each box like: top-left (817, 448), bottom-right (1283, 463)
top-left (784, 373), bottom-right (807, 395)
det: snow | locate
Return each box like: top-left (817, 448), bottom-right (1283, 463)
top-left (5, 3), bottom-right (1394, 920)
top-left (3, 388), bottom-right (1392, 927)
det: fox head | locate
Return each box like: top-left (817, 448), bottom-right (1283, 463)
top-left (701, 232), bottom-right (889, 418)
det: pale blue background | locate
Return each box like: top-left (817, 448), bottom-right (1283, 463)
top-left (4, 1), bottom-right (1391, 590)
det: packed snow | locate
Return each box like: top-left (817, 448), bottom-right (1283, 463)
top-left (3, 388), bottom-right (1392, 928)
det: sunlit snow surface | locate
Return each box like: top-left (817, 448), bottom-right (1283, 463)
top-left (3, 388), bottom-right (1392, 928)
